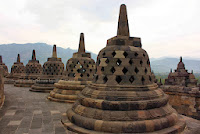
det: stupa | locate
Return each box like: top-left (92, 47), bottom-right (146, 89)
top-left (14, 50), bottom-right (42, 87)
top-left (0, 68), bottom-right (5, 108)
top-left (30, 45), bottom-right (64, 92)
top-left (61, 4), bottom-right (186, 133)
top-left (165, 57), bottom-right (197, 87)
top-left (0, 56), bottom-right (8, 77)
top-left (48, 33), bottom-right (96, 103)
top-left (5, 54), bottom-right (25, 84)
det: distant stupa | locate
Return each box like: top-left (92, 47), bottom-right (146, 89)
top-left (30, 45), bottom-right (64, 92)
top-left (5, 54), bottom-right (25, 84)
top-left (0, 55), bottom-right (8, 77)
top-left (165, 56), bottom-right (197, 87)
top-left (48, 33), bottom-right (96, 103)
top-left (61, 4), bottom-right (186, 133)
top-left (14, 50), bottom-right (42, 87)
top-left (0, 67), bottom-right (5, 107)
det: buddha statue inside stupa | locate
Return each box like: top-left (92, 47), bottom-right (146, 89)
top-left (0, 55), bottom-right (8, 77)
top-left (30, 45), bottom-right (64, 92)
top-left (14, 50), bottom-right (42, 87)
top-left (48, 33), bottom-right (96, 103)
top-left (61, 4), bottom-right (186, 133)
top-left (165, 57), bottom-right (197, 87)
top-left (5, 54), bottom-right (25, 84)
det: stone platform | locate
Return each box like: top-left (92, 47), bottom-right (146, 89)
top-left (14, 80), bottom-right (35, 87)
top-left (0, 84), bottom-right (74, 134)
top-left (48, 80), bottom-right (91, 103)
top-left (0, 85), bottom-right (200, 134)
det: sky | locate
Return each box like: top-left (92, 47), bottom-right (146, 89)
top-left (0, 0), bottom-right (200, 59)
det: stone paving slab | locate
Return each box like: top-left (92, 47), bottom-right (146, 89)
top-left (0, 84), bottom-right (72, 134)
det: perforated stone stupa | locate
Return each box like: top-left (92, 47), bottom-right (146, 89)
top-left (14, 50), bottom-right (42, 87)
top-left (48, 33), bottom-right (96, 103)
top-left (30, 45), bottom-right (64, 92)
top-left (61, 4), bottom-right (186, 133)
top-left (0, 56), bottom-right (8, 77)
top-left (5, 54), bottom-right (25, 84)
top-left (165, 57), bottom-right (197, 87)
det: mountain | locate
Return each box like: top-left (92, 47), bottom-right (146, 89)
top-left (0, 43), bottom-right (97, 72)
top-left (0, 43), bottom-right (200, 74)
top-left (151, 58), bottom-right (200, 73)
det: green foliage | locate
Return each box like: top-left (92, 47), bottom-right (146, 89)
top-left (155, 73), bottom-right (168, 84)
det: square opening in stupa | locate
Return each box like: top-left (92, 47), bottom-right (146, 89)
top-left (30, 45), bottom-right (64, 93)
top-left (4, 54), bottom-right (25, 84)
top-left (14, 50), bottom-right (42, 87)
top-left (61, 4), bottom-right (187, 133)
top-left (48, 33), bottom-right (96, 103)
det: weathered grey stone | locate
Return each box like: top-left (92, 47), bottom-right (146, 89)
top-left (30, 45), bottom-right (64, 93)
top-left (5, 54), bottom-right (25, 84)
top-left (0, 67), bottom-right (5, 108)
top-left (61, 4), bottom-right (186, 134)
top-left (165, 57), bottom-right (197, 87)
top-left (48, 33), bottom-right (95, 103)
top-left (14, 50), bottom-right (42, 87)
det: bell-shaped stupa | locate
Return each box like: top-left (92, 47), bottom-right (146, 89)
top-left (61, 4), bottom-right (186, 133)
top-left (5, 54), bottom-right (25, 84)
top-left (48, 33), bottom-right (96, 103)
top-left (14, 50), bottom-right (42, 87)
top-left (165, 57), bottom-right (197, 87)
top-left (30, 45), bottom-right (64, 92)
top-left (0, 56), bottom-right (8, 77)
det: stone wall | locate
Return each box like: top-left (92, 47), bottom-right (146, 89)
top-left (161, 85), bottom-right (200, 119)
top-left (0, 68), bottom-right (5, 108)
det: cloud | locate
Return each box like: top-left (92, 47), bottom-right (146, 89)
top-left (0, 0), bottom-right (199, 59)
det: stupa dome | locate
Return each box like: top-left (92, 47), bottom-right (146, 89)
top-left (48, 33), bottom-right (96, 103)
top-left (0, 56), bottom-right (8, 76)
top-left (30, 45), bottom-right (64, 92)
top-left (14, 50), bottom-right (42, 87)
top-left (10, 54), bottom-right (25, 77)
top-left (66, 33), bottom-right (95, 81)
top-left (62, 4), bottom-right (186, 133)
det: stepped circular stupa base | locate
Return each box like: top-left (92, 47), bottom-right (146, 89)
top-left (30, 78), bottom-right (59, 93)
top-left (61, 83), bottom-right (187, 134)
top-left (4, 73), bottom-right (22, 84)
top-left (48, 80), bottom-right (92, 103)
top-left (14, 79), bottom-right (35, 87)
top-left (61, 113), bottom-right (186, 134)
top-left (4, 78), bottom-right (15, 84)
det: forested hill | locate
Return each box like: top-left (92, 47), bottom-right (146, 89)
top-left (0, 43), bottom-right (97, 72)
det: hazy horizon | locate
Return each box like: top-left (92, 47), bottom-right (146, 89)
top-left (0, 0), bottom-right (200, 58)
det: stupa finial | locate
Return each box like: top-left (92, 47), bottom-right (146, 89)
top-left (17, 54), bottom-right (20, 62)
top-left (191, 70), bottom-right (193, 74)
top-left (78, 33), bottom-right (85, 53)
top-left (0, 55), bottom-right (2, 63)
top-left (52, 45), bottom-right (57, 58)
top-left (32, 50), bottom-right (36, 60)
top-left (117, 4), bottom-right (130, 36)
top-left (180, 56), bottom-right (182, 62)
top-left (170, 68), bottom-right (172, 73)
